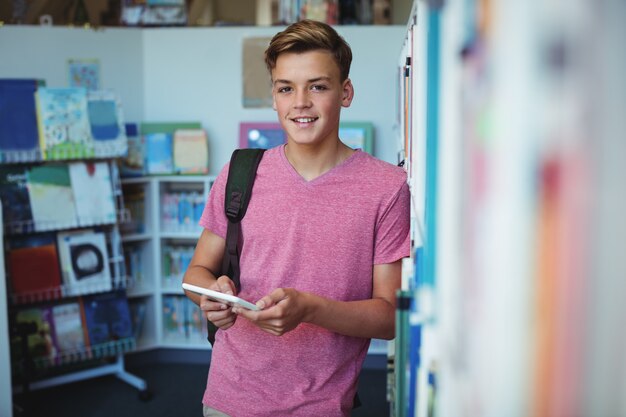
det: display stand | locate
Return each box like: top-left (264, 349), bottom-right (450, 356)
top-left (12, 351), bottom-right (147, 397)
top-left (0, 159), bottom-right (150, 407)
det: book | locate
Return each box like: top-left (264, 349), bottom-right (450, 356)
top-left (120, 184), bottom-right (145, 234)
top-left (183, 296), bottom-right (206, 342)
top-left (124, 243), bottom-right (144, 286)
top-left (6, 233), bottom-right (63, 299)
top-left (144, 132), bottom-right (173, 175)
top-left (119, 123), bottom-right (144, 177)
top-left (26, 164), bottom-right (78, 231)
top-left (0, 79), bottom-right (43, 162)
top-left (35, 87), bottom-right (94, 160)
top-left (10, 306), bottom-right (59, 367)
top-left (372, 0), bottom-right (390, 24)
top-left (56, 229), bottom-right (112, 296)
top-left (173, 129), bottom-right (209, 174)
top-left (81, 291), bottom-right (133, 347)
top-left (140, 122), bottom-right (203, 175)
top-left (0, 165), bottom-right (34, 232)
top-left (86, 89), bottom-right (128, 158)
top-left (129, 300), bottom-right (147, 340)
top-left (162, 295), bottom-right (185, 340)
top-left (301, 0), bottom-right (338, 24)
top-left (52, 302), bottom-right (89, 356)
top-left (69, 161), bottom-right (117, 226)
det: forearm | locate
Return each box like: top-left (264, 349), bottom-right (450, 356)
top-left (182, 229), bottom-right (226, 306)
top-left (182, 264), bottom-right (219, 306)
top-left (304, 293), bottom-right (396, 340)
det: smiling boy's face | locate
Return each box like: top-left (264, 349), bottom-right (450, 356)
top-left (271, 49), bottom-right (354, 149)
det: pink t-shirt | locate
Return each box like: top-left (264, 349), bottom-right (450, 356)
top-left (199, 145), bottom-right (410, 417)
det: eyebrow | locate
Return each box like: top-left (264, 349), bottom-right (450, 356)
top-left (273, 76), bottom-right (332, 86)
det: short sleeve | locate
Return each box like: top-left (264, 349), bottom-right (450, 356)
top-left (373, 181), bottom-right (411, 264)
top-left (199, 163), bottom-right (229, 239)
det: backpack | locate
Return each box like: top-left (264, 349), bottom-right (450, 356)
top-left (207, 148), bottom-right (265, 346)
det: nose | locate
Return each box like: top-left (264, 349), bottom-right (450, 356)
top-left (293, 88), bottom-right (311, 108)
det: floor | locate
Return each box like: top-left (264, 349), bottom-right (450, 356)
top-left (13, 362), bottom-right (390, 417)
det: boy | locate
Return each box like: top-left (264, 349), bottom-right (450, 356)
top-left (183, 19), bottom-right (410, 417)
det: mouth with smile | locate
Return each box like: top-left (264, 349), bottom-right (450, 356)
top-left (291, 117), bottom-right (319, 125)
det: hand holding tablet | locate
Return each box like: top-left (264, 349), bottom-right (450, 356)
top-left (182, 283), bottom-right (260, 311)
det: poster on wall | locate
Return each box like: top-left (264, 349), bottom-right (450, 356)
top-left (339, 122), bottom-right (374, 154)
top-left (68, 59), bottom-right (100, 91)
top-left (242, 37), bottom-right (273, 108)
top-left (239, 122), bottom-right (285, 149)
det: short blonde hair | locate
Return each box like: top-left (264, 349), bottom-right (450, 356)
top-left (265, 19), bottom-right (353, 82)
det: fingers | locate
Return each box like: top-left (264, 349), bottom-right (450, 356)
top-left (207, 310), bottom-right (236, 329)
top-left (215, 275), bottom-right (236, 295)
top-left (233, 289), bottom-right (301, 336)
top-left (256, 288), bottom-right (287, 310)
top-left (200, 294), bottom-right (236, 329)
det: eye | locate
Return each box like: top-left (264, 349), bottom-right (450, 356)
top-left (311, 84), bottom-right (328, 92)
top-left (277, 86), bottom-right (292, 93)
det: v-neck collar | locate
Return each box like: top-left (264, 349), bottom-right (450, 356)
top-left (278, 144), bottom-right (362, 186)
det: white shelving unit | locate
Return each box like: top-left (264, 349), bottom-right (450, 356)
top-left (122, 175), bottom-right (215, 351)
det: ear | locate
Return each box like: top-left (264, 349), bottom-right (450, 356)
top-left (341, 78), bottom-right (354, 108)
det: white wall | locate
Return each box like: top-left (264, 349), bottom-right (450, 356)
top-left (141, 25), bottom-right (405, 173)
top-left (0, 26), bottom-right (145, 122)
top-left (0, 25), bottom-right (405, 174)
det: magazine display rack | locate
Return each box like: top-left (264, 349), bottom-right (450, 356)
top-left (0, 158), bottom-right (149, 407)
top-left (0, 80), bottom-right (150, 410)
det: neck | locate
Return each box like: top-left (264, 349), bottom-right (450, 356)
top-left (284, 140), bottom-right (355, 181)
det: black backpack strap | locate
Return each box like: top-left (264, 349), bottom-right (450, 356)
top-left (207, 148), bottom-right (264, 346)
top-left (221, 148), bottom-right (265, 291)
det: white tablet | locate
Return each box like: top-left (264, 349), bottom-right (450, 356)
top-left (182, 283), bottom-right (260, 311)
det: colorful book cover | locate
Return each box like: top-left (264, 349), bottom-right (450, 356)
top-left (162, 295), bottom-right (185, 340)
top-left (0, 165), bottom-right (33, 230)
top-left (140, 121), bottom-right (203, 175)
top-left (52, 302), bottom-right (88, 355)
top-left (86, 89), bottom-right (128, 158)
top-left (184, 297), bottom-right (205, 342)
top-left (26, 164), bottom-right (78, 231)
top-left (10, 306), bottom-right (59, 367)
top-left (69, 161), bottom-right (117, 226)
top-left (35, 87), bottom-right (94, 160)
top-left (57, 229), bottom-right (112, 296)
top-left (81, 291), bottom-right (133, 347)
top-left (6, 233), bottom-right (63, 298)
top-left (144, 132), bottom-right (173, 175)
top-left (0, 79), bottom-right (43, 162)
top-left (173, 129), bottom-right (209, 174)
